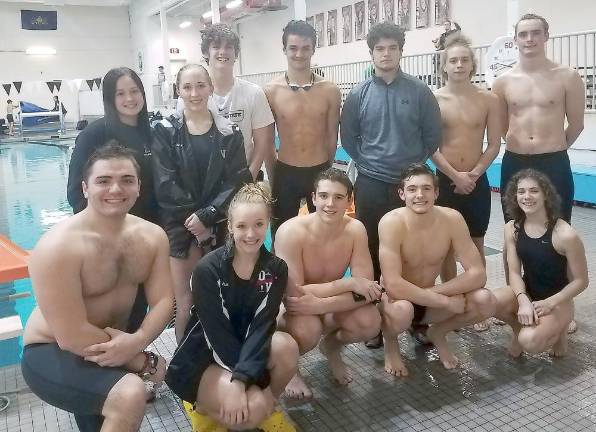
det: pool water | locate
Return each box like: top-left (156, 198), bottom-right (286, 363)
top-left (0, 143), bottom-right (72, 366)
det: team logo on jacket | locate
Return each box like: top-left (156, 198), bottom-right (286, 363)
top-left (256, 270), bottom-right (274, 293)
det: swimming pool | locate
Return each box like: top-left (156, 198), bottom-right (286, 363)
top-left (0, 143), bottom-right (72, 366)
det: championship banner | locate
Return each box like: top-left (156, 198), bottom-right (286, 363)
top-left (21, 10), bottom-right (58, 31)
top-left (2, 84), bottom-right (11, 96)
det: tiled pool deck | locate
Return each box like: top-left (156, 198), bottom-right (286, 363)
top-left (1, 193), bottom-right (595, 431)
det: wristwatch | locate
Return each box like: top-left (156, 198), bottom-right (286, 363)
top-left (138, 351), bottom-right (159, 378)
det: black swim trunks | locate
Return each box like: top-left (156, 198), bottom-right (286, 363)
top-left (22, 343), bottom-right (128, 431)
top-left (436, 170), bottom-right (491, 237)
top-left (500, 150), bottom-right (574, 222)
top-left (412, 303), bottom-right (427, 324)
top-left (270, 160), bottom-right (330, 239)
top-left (6, 114), bottom-right (14, 123)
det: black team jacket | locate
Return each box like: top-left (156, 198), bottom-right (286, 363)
top-left (151, 112), bottom-right (251, 233)
top-left (165, 243), bottom-right (288, 402)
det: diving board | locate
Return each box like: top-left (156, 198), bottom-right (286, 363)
top-left (0, 235), bottom-right (30, 284)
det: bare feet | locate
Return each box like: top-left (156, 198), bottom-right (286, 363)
top-left (320, 337), bottom-right (353, 385)
top-left (426, 325), bottom-right (459, 369)
top-left (550, 331), bottom-right (568, 357)
top-left (507, 335), bottom-right (523, 358)
top-left (383, 338), bottom-right (409, 377)
top-left (283, 372), bottom-right (313, 400)
top-left (473, 319), bottom-right (490, 332)
top-left (567, 319), bottom-right (577, 334)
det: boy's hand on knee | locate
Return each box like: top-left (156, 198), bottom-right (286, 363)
top-left (83, 327), bottom-right (144, 367)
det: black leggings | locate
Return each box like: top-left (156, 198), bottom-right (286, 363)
top-left (22, 343), bottom-right (128, 432)
top-left (500, 150), bottom-right (574, 222)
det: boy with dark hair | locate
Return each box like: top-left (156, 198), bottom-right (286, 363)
top-left (282, 19), bottom-right (317, 49)
top-left (366, 21), bottom-right (405, 51)
top-left (265, 20), bottom-right (342, 240)
top-left (378, 162), bottom-right (494, 375)
top-left (275, 167), bottom-right (381, 399)
top-left (22, 142), bottom-right (174, 431)
top-left (341, 22), bottom-right (441, 296)
top-left (200, 23), bottom-right (275, 181)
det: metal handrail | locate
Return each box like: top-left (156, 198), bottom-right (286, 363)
top-left (239, 30), bottom-right (596, 111)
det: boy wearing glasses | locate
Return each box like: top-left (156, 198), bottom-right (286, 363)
top-left (264, 20), bottom-right (342, 239)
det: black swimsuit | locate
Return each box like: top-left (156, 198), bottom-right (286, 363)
top-left (516, 222), bottom-right (568, 301)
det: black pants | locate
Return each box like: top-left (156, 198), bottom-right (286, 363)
top-left (271, 160), bottom-right (330, 241)
top-left (354, 174), bottom-right (404, 281)
top-left (500, 150), bottom-right (574, 222)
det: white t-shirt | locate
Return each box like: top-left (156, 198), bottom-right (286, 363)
top-left (210, 78), bottom-right (274, 162)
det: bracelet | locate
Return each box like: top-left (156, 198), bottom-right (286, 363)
top-left (515, 292), bottom-right (527, 299)
top-left (137, 351), bottom-right (159, 377)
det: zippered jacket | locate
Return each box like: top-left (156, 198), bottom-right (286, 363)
top-left (165, 243), bottom-right (288, 402)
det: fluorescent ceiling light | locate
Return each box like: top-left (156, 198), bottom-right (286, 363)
top-left (202, 10), bottom-right (213, 19)
top-left (226, 0), bottom-right (243, 8)
top-left (25, 46), bottom-right (57, 55)
top-left (179, 20), bottom-right (192, 28)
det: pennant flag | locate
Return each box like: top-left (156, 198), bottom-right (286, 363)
top-left (13, 82), bottom-right (22, 93)
top-left (46, 81), bottom-right (55, 93)
top-left (86, 79), bottom-right (95, 91)
top-left (2, 84), bottom-right (11, 96)
top-left (54, 80), bottom-right (62, 92)
top-left (94, 78), bottom-right (101, 90)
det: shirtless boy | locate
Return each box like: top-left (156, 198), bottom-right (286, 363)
top-left (492, 13), bottom-right (585, 223)
top-left (264, 20), bottom-right (342, 238)
top-left (492, 13), bottom-right (584, 332)
top-left (493, 169), bottom-right (587, 358)
top-left (22, 143), bottom-right (174, 432)
top-left (378, 163), bottom-right (495, 375)
top-left (275, 168), bottom-right (382, 399)
top-left (432, 34), bottom-right (501, 285)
